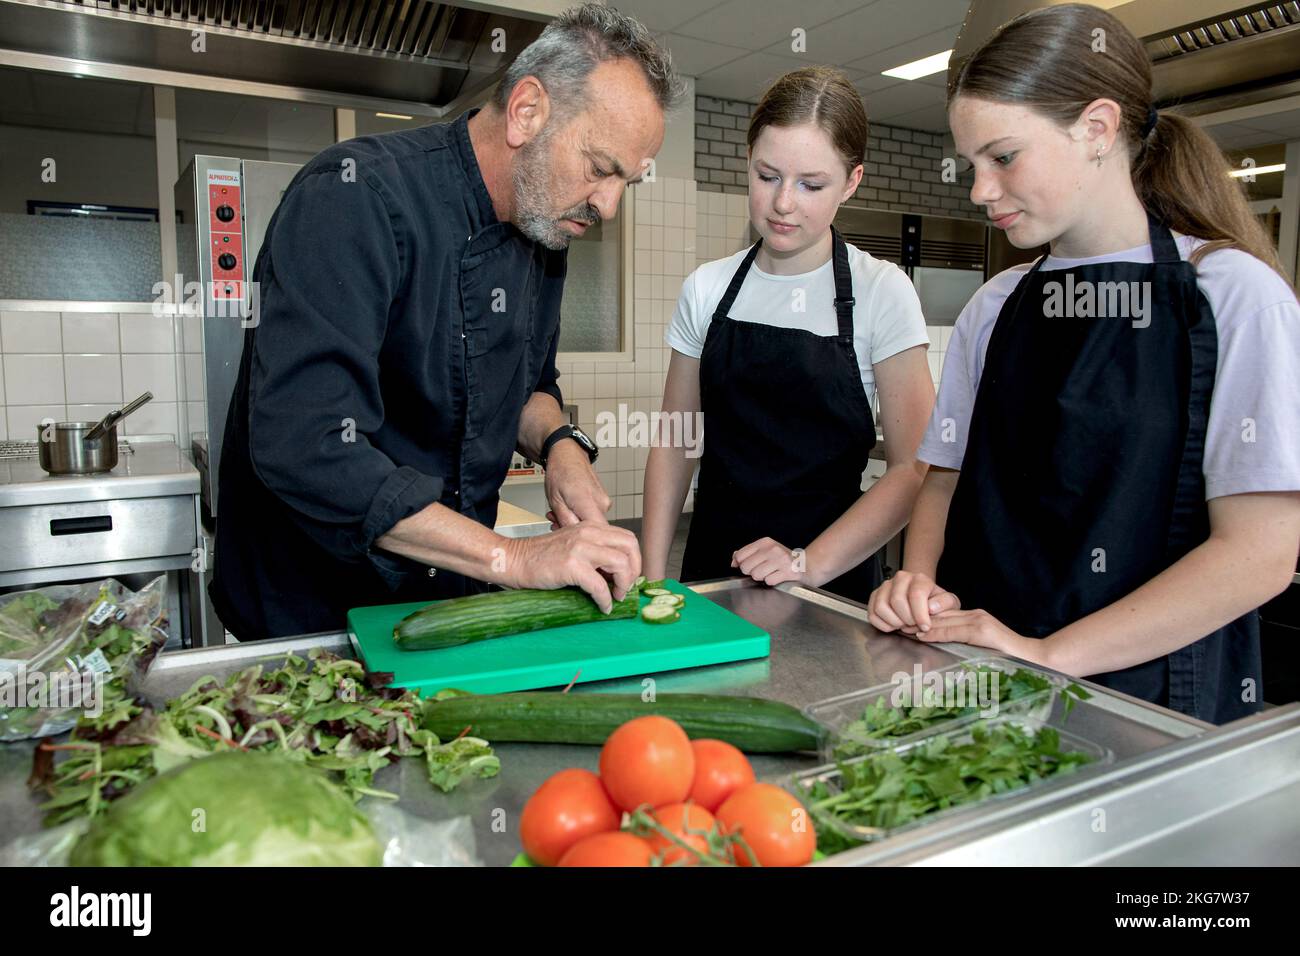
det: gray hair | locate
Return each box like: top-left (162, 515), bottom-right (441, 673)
top-left (491, 3), bottom-right (686, 124)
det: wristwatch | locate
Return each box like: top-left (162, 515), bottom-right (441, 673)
top-left (539, 424), bottom-right (598, 468)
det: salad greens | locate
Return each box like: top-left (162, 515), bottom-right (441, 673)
top-left (832, 664), bottom-right (1092, 758)
top-left (803, 720), bottom-right (1098, 855)
top-left (31, 649), bottom-right (499, 826)
top-left (70, 750), bottom-right (383, 867)
top-left (2, 582), bottom-right (167, 742)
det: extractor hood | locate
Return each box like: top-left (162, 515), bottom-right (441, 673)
top-left (951, 1), bottom-right (1300, 117)
top-left (0, 0), bottom-right (560, 115)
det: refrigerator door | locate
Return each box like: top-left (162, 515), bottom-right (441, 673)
top-left (911, 265), bottom-right (986, 326)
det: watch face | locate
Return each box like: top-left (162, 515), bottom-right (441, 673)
top-left (572, 427), bottom-right (596, 452)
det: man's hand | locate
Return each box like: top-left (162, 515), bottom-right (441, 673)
top-left (732, 537), bottom-right (820, 587)
top-left (866, 570), bottom-right (961, 634)
top-left (501, 521), bottom-right (641, 613)
top-left (543, 439), bottom-right (612, 527)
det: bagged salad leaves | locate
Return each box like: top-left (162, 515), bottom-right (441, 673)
top-left (0, 576), bottom-right (168, 742)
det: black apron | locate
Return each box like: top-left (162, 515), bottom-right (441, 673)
top-left (680, 228), bottom-right (883, 601)
top-left (936, 215), bottom-right (1262, 725)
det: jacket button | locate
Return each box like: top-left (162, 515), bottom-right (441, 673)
top-left (428, 567), bottom-right (438, 578)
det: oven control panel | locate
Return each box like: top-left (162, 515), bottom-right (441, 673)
top-left (206, 168), bottom-right (244, 301)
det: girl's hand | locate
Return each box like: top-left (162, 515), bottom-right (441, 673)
top-left (909, 607), bottom-right (1047, 665)
top-left (732, 537), bottom-right (819, 587)
top-left (866, 570), bottom-right (960, 634)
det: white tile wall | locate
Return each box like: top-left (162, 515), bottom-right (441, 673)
top-left (554, 175), bottom-right (697, 521)
top-left (1, 309), bottom-right (194, 441)
top-left (1, 311), bottom-right (61, 353)
top-left (61, 312), bottom-right (119, 352)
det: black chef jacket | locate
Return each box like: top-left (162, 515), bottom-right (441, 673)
top-left (210, 109), bottom-right (566, 640)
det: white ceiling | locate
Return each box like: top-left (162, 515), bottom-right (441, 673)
top-left (620, 0), bottom-right (1300, 149)
top-left (618, 0), bottom-right (971, 131)
top-left (1203, 108), bottom-right (1300, 150)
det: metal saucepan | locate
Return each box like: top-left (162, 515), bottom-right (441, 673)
top-left (37, 391), bottom-right (154, 476)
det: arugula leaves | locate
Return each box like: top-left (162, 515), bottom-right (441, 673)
top-left (803, 721), bottom-right (1098, 853)
top-left (832, 664), bottom-right (1092, 759)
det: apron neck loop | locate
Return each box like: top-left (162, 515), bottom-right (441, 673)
top-left (830, 226), bottom-right (855, 342)
top-left (712, 239), bottom-right (763, 319)
top-left (1146, 212), bottom-right (1181, 264)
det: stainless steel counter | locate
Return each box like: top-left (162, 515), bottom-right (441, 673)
top-left (0, 440), bottom-right (199, 507)
top-left (3, 578), bottom-right (1296, 865)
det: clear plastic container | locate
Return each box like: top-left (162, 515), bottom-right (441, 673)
top-left (804, 657), bottom-right (1077, 761)
top-left (789, 714), bottom-right (1113, 850)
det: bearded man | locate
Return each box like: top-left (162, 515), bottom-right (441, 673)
top-left (212, 4), bottom-right (681, 639)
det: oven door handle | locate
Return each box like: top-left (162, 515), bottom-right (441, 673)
top-left (49, 515), bottom-right (114, 536)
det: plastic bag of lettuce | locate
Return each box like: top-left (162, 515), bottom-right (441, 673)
top-left (3, 750), bottom-right (480, 866)
top-left (0, 576), bottom-right (168, 741)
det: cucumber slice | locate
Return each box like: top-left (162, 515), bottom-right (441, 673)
top-left (641, 605), bottom-right (680, 624)
top-left (634, 575), bottom-right (647, 588)
top-left (643, 587), bottom-right (672, 598)
top-left (649, 594), bottom-right (682, 607)
top-left (642, 579), bottom-right (667, 591)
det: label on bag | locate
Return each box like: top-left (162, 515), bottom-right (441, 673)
top-left (70, 649), bottom-right (112, 676)
top-left (87, 601), bottom-right (116, 627)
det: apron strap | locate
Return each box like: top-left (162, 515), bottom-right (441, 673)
top-left (1147, 212), bottom-right (1181, 264)
top-left (830, 226), bottom-right (855, 343)
top-left (712, 241), bottom-right (762, 319)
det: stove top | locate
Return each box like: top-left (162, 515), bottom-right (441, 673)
top-left (0, 440), bottom-right (200, 507)
top-left (0, 438), bottom-right (135, 461)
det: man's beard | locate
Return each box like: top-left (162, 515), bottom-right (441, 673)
top-left (512, 128), bottom-right (601, 251)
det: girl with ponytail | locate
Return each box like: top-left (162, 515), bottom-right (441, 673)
top-left (868, 3), bottom-right (1300, 723)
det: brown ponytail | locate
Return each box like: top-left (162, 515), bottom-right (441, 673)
top-left (948, 2), bottom-right (1290, 285)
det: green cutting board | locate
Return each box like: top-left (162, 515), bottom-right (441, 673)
top-left (347, 580), bottom-right (770, 697)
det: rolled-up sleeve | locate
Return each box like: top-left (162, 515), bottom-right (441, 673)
top-left (246, 166), bottom-right (443, 568)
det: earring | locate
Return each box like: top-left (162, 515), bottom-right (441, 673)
top-left (1096, 145), bottom-right (1105, 168)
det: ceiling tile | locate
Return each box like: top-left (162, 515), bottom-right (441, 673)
top-left (615, 0), bottom-right (732, 34)
top-left (695, 50), bottom-right (819, 103)
top-left (843, 23), bottom-right (964, 77)
top-left (874, 103), bottom-right (951, 134)
top-left (759, 0), bottom-right (968, 63)
top-left (859, 81), bottom-right (948, 122)
top-left (853, 73), bottom-right (906, 95)
top-left (674, 0), bottom-right (875, 54)
top-left (1204, 123), bottom-right (1288, 150)
top-left (1234, 109), bottom-right (1300, 138)
top-left (657, 33), bottom-right (751, 77)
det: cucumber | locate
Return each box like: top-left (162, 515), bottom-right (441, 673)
top-left (641, 605), bottom-right (679, 624)
top-left (394, 586), bottom-right (639, 651)
top-left (642, 579), bottom-right (667, 591)
top-left (649, 594), bottom-right (683, 607)
top-left (421, 692), bottom-right (826, 753)
top-left (643, 587), bottom-right (672, 598)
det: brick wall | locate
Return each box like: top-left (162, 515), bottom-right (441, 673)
top-left (694, 94), bottom-right (981, 222)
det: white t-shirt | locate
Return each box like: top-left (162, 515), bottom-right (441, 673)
top-left (666, 242), bottom-right (930, 406)
top-left (917, 234), bottom-right (1300, 500)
